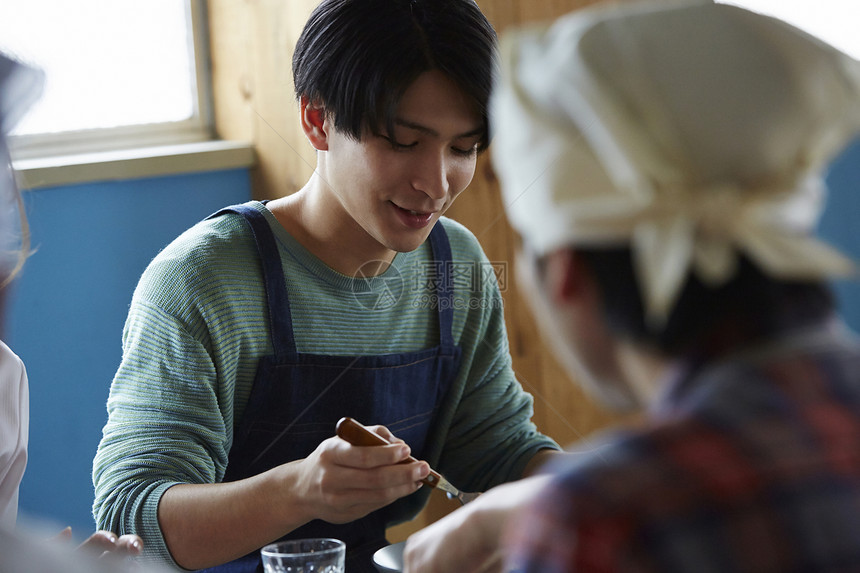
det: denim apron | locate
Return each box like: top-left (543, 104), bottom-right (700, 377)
top-left (201, 204), bottom-right (462, 572)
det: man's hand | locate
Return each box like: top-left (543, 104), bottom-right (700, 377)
top-left (158, 424), bottom-right (432, 570)
top-left (292, 424), bottom-right (432, 524)
top-left (403, 475), bottom-right (552, 573)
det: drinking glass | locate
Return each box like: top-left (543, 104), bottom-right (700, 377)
top-left (261, 538), bottom-right (346, 573)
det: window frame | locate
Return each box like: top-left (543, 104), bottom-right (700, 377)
top-left (7, 0), bottom-right (214, 161)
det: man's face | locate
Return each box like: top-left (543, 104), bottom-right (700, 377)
top-left (318, 69), bottom-right (483, 256)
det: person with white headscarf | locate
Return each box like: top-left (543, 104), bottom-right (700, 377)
top-left (403, 1), bottom-right (860, 571)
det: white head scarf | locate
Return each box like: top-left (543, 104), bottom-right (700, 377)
top-left (491, 0), bottom-right (860, 324)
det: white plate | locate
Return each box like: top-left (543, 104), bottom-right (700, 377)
top-left (373, 541), bottom-right (405, 573)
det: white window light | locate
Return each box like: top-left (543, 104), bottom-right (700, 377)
top-left (716, 0), bottom-right (860, 60)
top-left (0, 0), bottom-right (213, 160)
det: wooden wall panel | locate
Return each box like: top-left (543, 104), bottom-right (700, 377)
top-left (209, 0), bottom-right (626, 542)
top-left (209, 0), bottom-right (317, 200)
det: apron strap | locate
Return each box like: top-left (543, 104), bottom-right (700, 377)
top-left (426, 223), bottom-right (456, 351)
top-left (206, 204), bottom-right (297, 359)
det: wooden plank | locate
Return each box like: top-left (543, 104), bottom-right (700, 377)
top-left (247, 0), bottom-right (317, 199)
top-left (207, 0), bottom-right (255, 143)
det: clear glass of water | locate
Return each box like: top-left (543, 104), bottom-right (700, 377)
top-left (261, 538), bottom-right (346, 573)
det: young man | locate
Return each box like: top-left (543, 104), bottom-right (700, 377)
top-left (92, 1), bottom-right (559, 571)
top-left (404, 2), bottom-right (860, 571)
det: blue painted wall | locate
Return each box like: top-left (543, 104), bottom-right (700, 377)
top-left (819, 137), bottom-right (860, 330)
top-left (5, 167), bottom-right (251, 538)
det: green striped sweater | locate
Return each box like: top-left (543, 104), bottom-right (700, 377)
top-left (92, 201), bottom-right (558, 568)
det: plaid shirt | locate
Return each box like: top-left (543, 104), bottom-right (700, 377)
top-left (506, 321), bottom-right (860, 572)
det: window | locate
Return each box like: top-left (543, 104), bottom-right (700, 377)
top-left (716, 0), bottom-right (860, 60)
top-left (0, 0), bottom-right (212, 159)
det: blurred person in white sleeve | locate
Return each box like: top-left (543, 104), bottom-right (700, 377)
top-left (0, 49), bottom-right (39, 530)
top-left (0, 51), bottom-right (149, 571)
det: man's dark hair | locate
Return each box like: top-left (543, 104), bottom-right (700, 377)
top-left (292, 0), bottom-right (497, 151)
top-left (576, 247), bottom-right (835, 357)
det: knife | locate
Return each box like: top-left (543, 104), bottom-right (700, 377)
top-left (335, 416), bottom-right (480, 505)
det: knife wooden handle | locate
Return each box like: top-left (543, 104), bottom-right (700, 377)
top-left (336, 417), bottom-right (443, 489)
